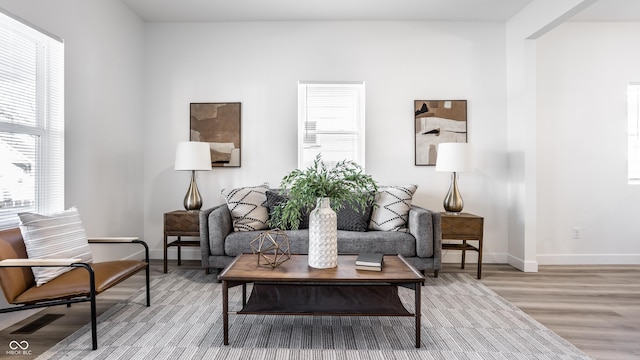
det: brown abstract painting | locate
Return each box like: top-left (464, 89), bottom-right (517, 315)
top-left (414, 100), bottom-right (467, 166)
top-left (190, 102), bottom-right (241, 167)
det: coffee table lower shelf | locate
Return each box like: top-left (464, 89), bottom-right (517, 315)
top-left (239, 283), bottom-right (413, 316)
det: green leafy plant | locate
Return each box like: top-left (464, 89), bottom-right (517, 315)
top-left (269, 154), bottom-right (378, 230)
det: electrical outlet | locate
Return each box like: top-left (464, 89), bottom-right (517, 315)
top-left (572, 227), bottom-right (581, 239)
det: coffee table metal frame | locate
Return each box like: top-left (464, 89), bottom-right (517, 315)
top-left (218, 254), bottom-right (426, 348)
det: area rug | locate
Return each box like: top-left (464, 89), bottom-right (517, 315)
top-left (36, 270), bottom-right (590, 359)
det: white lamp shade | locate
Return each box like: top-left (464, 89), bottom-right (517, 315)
top-left (174, 141), bottom-right (212, 171)
top-left (435, 142), bottom-right (471, 172)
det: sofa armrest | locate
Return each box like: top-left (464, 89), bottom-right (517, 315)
top-left (200, 204), bottom-right (233, 264)
top-left (408, 205), bottom-right (442, 267)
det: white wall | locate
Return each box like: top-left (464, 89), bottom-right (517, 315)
top-left (143, 21), bottom-right (510, 263)
top-left (0, 0), bottom-right (146, 261)
top-left (536, 21), bottom-right (640, 264)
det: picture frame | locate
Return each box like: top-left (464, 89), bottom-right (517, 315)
top-left (414, 100), bottom-right (467, 166)
top-left (190, 102), bottom-right (241, 167)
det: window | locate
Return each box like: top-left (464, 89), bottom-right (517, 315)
top-left (629, 83), bottom-right (640, 184)
top-left (298, 81), bottom-right (365, 170)
top-left (0, 10), bottom-right (64, 229)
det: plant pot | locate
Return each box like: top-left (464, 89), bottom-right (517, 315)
top-left (308, 197), bottom-right (338, 268)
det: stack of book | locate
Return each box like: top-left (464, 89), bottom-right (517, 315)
top-left (355, 253), bottom-right (384, 271)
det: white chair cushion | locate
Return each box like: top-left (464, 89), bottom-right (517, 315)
top-left (18, 207), bottom-right (93, 286)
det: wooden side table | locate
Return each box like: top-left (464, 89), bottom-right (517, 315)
top-left (164, 210), bottom-right (200, 273)
top-left (440, 212), bottom-right (484, 279)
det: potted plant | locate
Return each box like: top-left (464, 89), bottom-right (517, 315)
top-left (270, 154), bottom-right (378, 231)
top-left (269, 154), bottom-right (377, 268)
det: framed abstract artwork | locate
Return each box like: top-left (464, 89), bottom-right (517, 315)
top-left (190, 102), bottom-right (241, 167)
top-left (414, 100), bottom-right (467, 166)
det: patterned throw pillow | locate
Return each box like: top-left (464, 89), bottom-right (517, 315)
top-left (18, 207), bottom-right (93, 286)
top-left (368, 185), bottom-right (418, 231)
top-left (221, 183), bottom-right (270, 231)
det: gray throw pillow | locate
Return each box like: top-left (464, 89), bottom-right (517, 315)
top-left (264, 191), bottom-right (310, 229)
top-left (336, 199), bottom-right (374, 232)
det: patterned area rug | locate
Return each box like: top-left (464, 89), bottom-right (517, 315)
top-left (37, 270), bottom-right (591, 359)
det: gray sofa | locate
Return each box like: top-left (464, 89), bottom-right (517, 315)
top-left (199, 203), bottom-right (442, 277)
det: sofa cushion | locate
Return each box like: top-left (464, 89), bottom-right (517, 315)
top-left (18, 207), bottom-right (93, 287)
top-left (221, 183), bottom-right (270, 231)
top-left (369, 185), bottom-right (418, 231)
top-left (224, 229), bottom-right (416, 258)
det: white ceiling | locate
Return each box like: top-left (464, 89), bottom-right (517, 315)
top-left (119, 0), bottom-right (533, 22)
top-left (119, 0), bottom-right (640, 23)
top-left (570, 0), bottom-right (640, 21)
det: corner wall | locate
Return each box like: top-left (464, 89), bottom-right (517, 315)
top-left (505, 0), bottom-right (598, 272)
top-left (536, 22), bottom-right (640, 264)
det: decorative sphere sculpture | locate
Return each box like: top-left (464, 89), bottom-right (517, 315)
top-left (250, 229), bottom-right (291, 268)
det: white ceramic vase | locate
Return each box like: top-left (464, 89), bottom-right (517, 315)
top-left (308, 197), bottom-right (338, 269)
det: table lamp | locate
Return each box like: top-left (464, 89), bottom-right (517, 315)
top-left (174, 141), bottom-right (212, 210)
top-left (435, 142), bottom-right (471, 213)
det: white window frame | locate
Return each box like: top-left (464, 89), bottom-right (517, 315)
top-left (0, 9), bottom-right (64, 229)
top-left (297, 81), bottom-right (365, 170)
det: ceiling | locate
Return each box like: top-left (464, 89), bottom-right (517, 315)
top-left (570, 0), bottom-right (640, 21)
top-left (119, 0), bottom-right (533, 22)
top-left (119, 0), bottom-right (640, 23)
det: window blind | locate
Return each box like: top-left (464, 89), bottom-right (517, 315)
top-left (0, 10), bottom-right (64, 229)
top-left (298, 81), bottom-right (365, 170)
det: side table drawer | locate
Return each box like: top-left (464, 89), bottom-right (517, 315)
top-left (441, 215), bottom-right (483, 238)
top-left (164, 211), bottom-right (200, 234)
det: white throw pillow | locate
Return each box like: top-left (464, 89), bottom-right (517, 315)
top-left (368, 185), bottom-right (418, 231)
top-left (221, 183), bottom-right (270, 231)
top-left (18, 207), bottom-right (93, 286)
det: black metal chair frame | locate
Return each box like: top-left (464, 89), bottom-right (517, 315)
top-left (0, 239), bottom-right (150, 350)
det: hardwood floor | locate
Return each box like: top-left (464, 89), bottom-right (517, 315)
top-left (1, 261), bottom-right (638, 360)
top-left (476, 263), bottom-right (640, 360)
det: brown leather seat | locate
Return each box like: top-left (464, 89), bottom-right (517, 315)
top-left (0, 227), bottom-right (150, 350)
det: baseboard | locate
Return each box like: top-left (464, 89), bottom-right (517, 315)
top-left (507, 254), bottom-right (539, 272)
top-left (537, 254), bottom-right (640, 265)
top-left (161, 250), bottom-right (515, 263)
top-left (151, 248), bottom-right (201, 261)
top-left (160, 249), bottom-right (516, 265)
top-left (153, 249), bottom-right (640, 266)
top-left (443, 252), bottom-right (538, 272)
top-left (442, 251), bottom-right (508, 265)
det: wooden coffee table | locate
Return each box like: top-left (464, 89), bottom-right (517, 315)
top-left (218, 254), bottom-right (426, 347)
